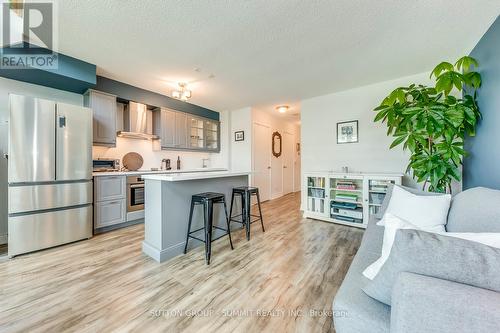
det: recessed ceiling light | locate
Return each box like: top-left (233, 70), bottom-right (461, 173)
top-left (276, 105), bottom-right (289, 113)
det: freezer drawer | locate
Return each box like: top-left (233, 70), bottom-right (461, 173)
top-left (8, 181), bottom-right (92, 214)
top-left (8, 205), bottom-right (92, 257)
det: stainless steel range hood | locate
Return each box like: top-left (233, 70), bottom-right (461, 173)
top-left (117, 101), bottom-right (159, 140)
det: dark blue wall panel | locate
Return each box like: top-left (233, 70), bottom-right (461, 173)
top-left (0, 47), bottom-right (96, 93)
top-left (95, 76), bottom-right (219, 121)
top-left (464, 15), bottom-right (500, 190)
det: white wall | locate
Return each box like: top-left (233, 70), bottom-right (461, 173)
top-left (229, 107), bottom-right (252, 172)
top-left (92, 139), bottom-right (218, 170)
top-left (0, 77), bottom-right (84, 244)
top-left (301, 72), bottom-right (432, 188)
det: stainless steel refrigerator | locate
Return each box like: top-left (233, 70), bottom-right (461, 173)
top-left (6, 94), bottom-right (93, 257)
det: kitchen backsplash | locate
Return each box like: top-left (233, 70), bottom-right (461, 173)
top-left (92, 137), bottom-right (224, 170)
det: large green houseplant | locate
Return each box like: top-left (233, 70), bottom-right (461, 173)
top-left (373, 56), bottom-right (481, 193)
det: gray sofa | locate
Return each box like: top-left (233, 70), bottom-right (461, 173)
top-left (333, 186), bottom-right (500, 333)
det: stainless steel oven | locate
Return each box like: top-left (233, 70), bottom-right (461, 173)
top-left (126, 176), bottom-right (144, 212)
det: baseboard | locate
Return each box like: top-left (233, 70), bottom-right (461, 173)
top-left (0, 233), bottom-right (7, 245)
top-left (142, 240), bottom-right (185, 263)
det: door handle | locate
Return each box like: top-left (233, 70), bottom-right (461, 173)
top-left (3, 153), bottom-right (7, 159)
top-left (58, 116), bottom-right (66, 128)
top-left (267, 166), bottom-right (271, 169)
top-left (283, 166), bottom-right (287, 168)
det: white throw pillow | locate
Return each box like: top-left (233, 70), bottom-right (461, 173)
top-left (363, 213), bottom-right (500, 280)
top-left (377, 185), bottom-right (451, 232)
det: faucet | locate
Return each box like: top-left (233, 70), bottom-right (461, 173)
top-left (202, 158), bottom-right (210, 168)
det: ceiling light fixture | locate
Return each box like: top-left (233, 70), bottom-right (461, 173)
top-left (276, 105), bottom-right (289, 113)
top-left (172, 83), bottom-right (192, 101)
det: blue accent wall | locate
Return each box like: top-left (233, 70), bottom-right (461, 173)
top-left (464, 15), bottom-right (500, 190)
top-left (95, 76), bottom-right (219, 121)
top-left (0, 46), bottom-right (96, 93)
top-left (0, 45), bottom-right (219, 120)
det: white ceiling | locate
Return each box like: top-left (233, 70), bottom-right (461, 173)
top-left (57, 1), bottom-right (499, 114)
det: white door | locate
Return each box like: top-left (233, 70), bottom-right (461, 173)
top-left (283, 132), bottom-right (294, 195)
top-left (252, 123), bottom-right (271, 201)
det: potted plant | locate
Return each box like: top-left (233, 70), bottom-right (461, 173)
top-left (373, 56), bottom-right (481, 193)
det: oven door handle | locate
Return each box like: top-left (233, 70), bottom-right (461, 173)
top-left (130, 184), bottom-right (144, 189)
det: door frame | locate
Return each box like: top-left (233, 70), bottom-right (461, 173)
top-left (282, 130), bottom-right (295, 195)
top-left (252, 121), bottom-right (272, 201)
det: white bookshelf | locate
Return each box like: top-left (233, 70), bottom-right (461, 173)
top-left (303, 172), bottom-right (402, 229)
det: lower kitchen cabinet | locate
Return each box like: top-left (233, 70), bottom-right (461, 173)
top-left (94, 175), bottom-right (126, 202)
top-left (94, 175), bottom-right (127, 232)
top-left (94, 199), bottom-right (126, 228)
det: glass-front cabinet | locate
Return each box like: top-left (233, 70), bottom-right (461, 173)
top-left (306, 176), bottom-right (327, 215)
top-left (189, 117), bottom-right (205, 149)
top-left (204, 119), bottom-right (219, 151)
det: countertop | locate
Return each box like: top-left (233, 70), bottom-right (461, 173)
top-left (141, 171), bottom-right (251, 182)
top-left (92, 168), bottom-right (228, 177)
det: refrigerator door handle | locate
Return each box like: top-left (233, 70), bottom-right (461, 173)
top-left (58, 115), bottom-right (66, 128)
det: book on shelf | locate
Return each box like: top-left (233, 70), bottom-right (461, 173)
top-left (370, 186), bottom-right (388, 192)
top-left (334, 215), bottom-right (363, 224)
top-left (335, 193), bottom-right (358, 202)
top-left (336, 181), bottom-right (357, 190)
top-left (370, 180), bottom-right (391, 186)
top-left (331, 201), bottom-right (358, 210)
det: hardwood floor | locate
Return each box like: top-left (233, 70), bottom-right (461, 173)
top-left (0, 192), bottom-right (363, 333)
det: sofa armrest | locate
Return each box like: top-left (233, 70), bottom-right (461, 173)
top-left (390, 272), bottom-right (500, 333)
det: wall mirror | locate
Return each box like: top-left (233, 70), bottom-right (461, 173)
top-left (272, 131), bottom-right (282, 158)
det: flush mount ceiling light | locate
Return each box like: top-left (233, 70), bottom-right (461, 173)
top-left (276, 105), bottom-right (289, 113)
top-left (172, 83), bottom-right (192, 101)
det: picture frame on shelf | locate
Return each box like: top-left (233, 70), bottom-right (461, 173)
top-left (234, 131), bottom-right (245, 141)
top-left (337, 120), bottom-right (358, 144)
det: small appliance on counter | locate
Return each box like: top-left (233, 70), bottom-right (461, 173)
top-left (93, 158), bottom-right (120, 172)
top-left (161, 158), bottom-right (171, 170)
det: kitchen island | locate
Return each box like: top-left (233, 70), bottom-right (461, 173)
top-left (141, 171), bottom-right (250, 262)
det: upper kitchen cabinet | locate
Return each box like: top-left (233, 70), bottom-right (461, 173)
top-left (84, 89), bottom-right (117, 146)
top-left (154, 108), bottom-right (220, 152)
top-left (204, 119), bottom-right (220, 151)
top-left (154, 107), bottom-right (188, 149)
top-left (189, 116), bottom-right (205, 149)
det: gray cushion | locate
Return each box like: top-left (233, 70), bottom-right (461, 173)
top-left (333, 217), bottom-right (390, 333)
top-left (362, 229), bottom-right (500, 306)
top-left (391, 272), bottom-right (500, 333)
top-left (357, 216), bottom-right (384, 255)
top-left (377, 184), bottom-right (442, 218)
top-left (447, 187), bottom-right (500, 232)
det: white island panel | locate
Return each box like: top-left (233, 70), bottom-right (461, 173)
top-left (142, 171), bottom-right (250, 262)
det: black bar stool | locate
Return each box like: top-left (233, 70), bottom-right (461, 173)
top-left (184, 192), bottom-right (233, 265)
top-left (229, 186), bottom-right (265, 240)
